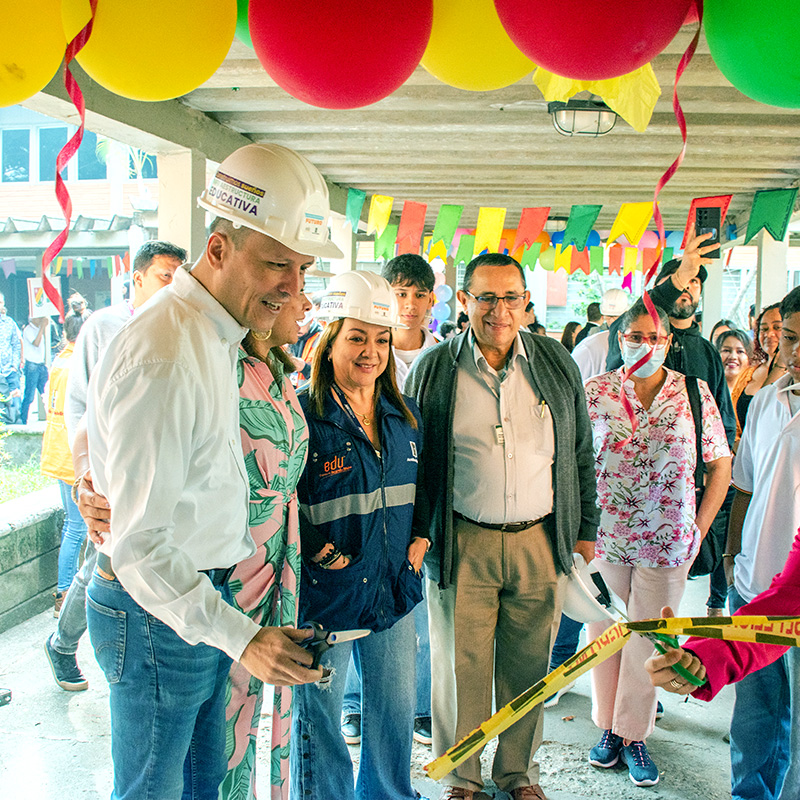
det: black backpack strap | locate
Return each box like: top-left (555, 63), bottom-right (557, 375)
top-left (685, 375), bottom-right (705, 487)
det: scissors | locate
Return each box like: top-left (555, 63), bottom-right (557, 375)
top-left (588, 572), bottom-right (705, 687)
top-left (299, 621), bottom-right (371, 669)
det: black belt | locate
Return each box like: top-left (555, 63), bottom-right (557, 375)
top-left (454, 511), bottom-right (551, 533)
top-left (96, 552), bottom-right (234, 588)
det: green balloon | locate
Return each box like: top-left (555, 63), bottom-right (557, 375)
top-left (236, 0), bottom-right (253, 49)
top-left (705, 0), bottom-right (800, 108)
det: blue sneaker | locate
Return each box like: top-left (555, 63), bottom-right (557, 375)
top-left (588, 729), bottom-right (624, 768)
top-left (621, 741), bottom-right (659, 786)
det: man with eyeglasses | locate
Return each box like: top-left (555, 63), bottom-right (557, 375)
top-left (406, 253), bottom-right (598, 800)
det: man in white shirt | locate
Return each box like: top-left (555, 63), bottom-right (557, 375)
top-left (571, 288), bottom-right (630, 382)
top-left (384, 253), bottom-right (440, 391)
top-left (724, 285), bottom-right (800, 800)
top-left (44, 240), bottom-right (185, 693)
top-left (20, 315), bottom-right (50, 423)
top-left (84, 144), bottom-right (338, 800)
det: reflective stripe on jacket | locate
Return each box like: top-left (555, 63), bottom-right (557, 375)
top-left (297, 389), bottom-right (424, 632)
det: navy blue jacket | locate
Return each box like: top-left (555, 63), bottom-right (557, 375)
top-left (296, 389), bottom-right (425, 633)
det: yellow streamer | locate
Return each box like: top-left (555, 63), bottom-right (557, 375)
top-left (473, 207), bottom-right (506, 257)
top-left (366, 195), bottom-right (394, 237)
top-left (533, 64), bottom-right (661, 133)
top-left (608, 202), bottom-right (655, 246)
top-left (425, 615), bottom-right (800, 781)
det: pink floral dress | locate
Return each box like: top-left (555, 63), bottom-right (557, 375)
top-left (221, 350), bottom-right (308, 800)
top-left (584, 368), bottom-right (730, 568)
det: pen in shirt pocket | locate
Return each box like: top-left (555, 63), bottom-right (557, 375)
top-left (539, 400), bottom-right (546, 418)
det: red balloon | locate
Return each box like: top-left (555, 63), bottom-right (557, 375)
top-left (249, 0), bottom-right (433, 109)
top-left (494, 0), bottom-right (692, 80)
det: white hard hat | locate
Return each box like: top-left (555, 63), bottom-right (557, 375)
top-left (561, 555), bottom-right (625, 624)
top-left (198, 143), bottom-right (344, 260)
top-left (318, 271), bottom-right (406, 329)
top-left (600, 288), bottom-right (631, 317)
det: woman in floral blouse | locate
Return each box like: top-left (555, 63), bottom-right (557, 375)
top-left (221, 292), bottom-right (311, 800)
top-left (583, 299), bottom-right (731, 788)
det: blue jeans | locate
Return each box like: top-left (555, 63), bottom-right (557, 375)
top-left (343, 582), bottom-right (432, 719)
top-left (20, 360), bottom-right (48, 423)
top-left (51, 540), bottom-right (96, 655)
top-left (57, 480), bottom-right (88, 592)
top-left (87, 572), bottom-right (232, 800)
top-left (0, 369), bottom-right (21, 424)
top-left (291, 613), bottom-right (417, 800)
top-left (729, 585), bottom-right (800, 800)
top-left (550, 613), bottom-right (584, 671)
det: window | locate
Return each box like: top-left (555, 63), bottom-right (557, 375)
top-left (39, 127), bottom-right (68, 181)
top-left (2, 129), bottom-right (30, 182)
top-left (77, 130), bottom-right (107, 180)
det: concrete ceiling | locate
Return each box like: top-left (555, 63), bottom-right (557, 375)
top-left (180, 29), bottom-right (800, 234)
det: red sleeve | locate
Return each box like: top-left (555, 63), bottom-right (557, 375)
top-left (687, 531), bottom-right (800, 701)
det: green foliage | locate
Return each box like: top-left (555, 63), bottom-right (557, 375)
top-left (0, 455), bottom-right (56, 504)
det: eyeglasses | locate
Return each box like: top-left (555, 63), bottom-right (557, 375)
top-left (465, 291), bottom-right (526, 310)
top-left (621, 333), bottom-right (670, 346)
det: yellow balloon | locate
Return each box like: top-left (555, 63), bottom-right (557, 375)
top-left (62, 0), bottom-right (236, 102)
top-left (0, 1), bottom-right (65, 108)
top-left (421, 0), bottom-right (536, 91)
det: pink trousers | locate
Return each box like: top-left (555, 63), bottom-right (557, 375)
top-left (587, 559), bottom-right (690, 742)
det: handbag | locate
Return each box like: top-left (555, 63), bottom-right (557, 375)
top-left (685, 375), bottom-right (725, 577)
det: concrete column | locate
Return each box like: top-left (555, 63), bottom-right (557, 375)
top-left (755, 228), bottom-right (789, 310)
top-left (329, 213), bottom-right (356, 274)
top-left (527, 265), bottom-right (549, 325)
top-left (702, 256), bottom-right (724, 335)
top-left (156, 150), bottom-right (207, 261)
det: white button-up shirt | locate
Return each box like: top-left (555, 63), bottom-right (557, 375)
top-left (733, 372), bottom-right (800, 601)
top-left (87, 267), bottom-right (259, 660)
top-left (452, 332), bottom-right (554, 523)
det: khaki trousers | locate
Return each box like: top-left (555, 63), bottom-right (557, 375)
top-left (428, 517), bottom-right (565, 792)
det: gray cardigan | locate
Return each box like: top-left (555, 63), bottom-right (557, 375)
top-left (405, 330), bottom-right (598, 589)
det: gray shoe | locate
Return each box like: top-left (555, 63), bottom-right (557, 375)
top-left (44, 634), bottom-right (88, 692)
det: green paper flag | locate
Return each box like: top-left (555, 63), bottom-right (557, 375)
top-left (345, 188), bottom-right (367, 230)
top-left (430, 204), bottom-right (463, 249)
top-left (563, 205), bottom-right (602, 251)
top-left (454, 234), bottom-right (476, 266)
top-left (589, 246), bottom-right (604, 273)
top-left (374, 223), bottom-right (399, 262)
top-left (744, 188), bottom-right (798, 244)
top-left (76, 259), bottom-right (83, 279)
top-left (520, 242), bottom-right (542, 270)
top-left (107, 257), bottom-right (114, 279)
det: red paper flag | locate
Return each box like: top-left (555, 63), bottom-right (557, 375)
top-left (681, 195), bottom-right (732, 248)
top-left (570, 247), bottom-right (591, 275)
top-left (396, 201), bottom-right (428, 255)
top-left (122, 252), bottom-right (130, 272)
top-left (607, 243), bottom-right (624, 275)
top-left (513, 207), bottom-right (550, 257)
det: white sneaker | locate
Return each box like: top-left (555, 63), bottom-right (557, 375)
top-left (544, 680), bottom-right (576, 708)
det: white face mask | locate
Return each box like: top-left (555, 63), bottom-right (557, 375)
top-left (622, 342), bottom-right (668, 378)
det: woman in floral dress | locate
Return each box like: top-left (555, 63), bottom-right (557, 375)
top-left (583, 299), bottom-right (731, 787)
top-left (221, 291), bottom-right (312, 800)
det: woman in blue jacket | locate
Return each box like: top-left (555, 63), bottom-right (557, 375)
top-left (290, 271), bottom-right (429, 800)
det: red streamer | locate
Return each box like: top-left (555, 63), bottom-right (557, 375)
top-left (41, 0), bottom-right (98, 321)
top-left (619, 1), bottom-right (703, 441)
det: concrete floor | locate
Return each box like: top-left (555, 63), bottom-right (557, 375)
top-left (0, 576), bottom-right (735, 800)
